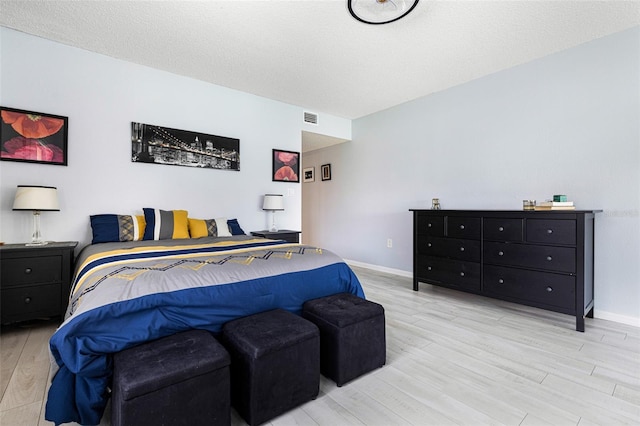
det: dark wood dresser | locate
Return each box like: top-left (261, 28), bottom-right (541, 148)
top-left (410, 210), bottom-right (600, 331)
top-left (0, 241), bottom-right (77, 324)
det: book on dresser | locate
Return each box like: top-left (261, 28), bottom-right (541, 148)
top-left (534, 201), bottom-right (575, 211)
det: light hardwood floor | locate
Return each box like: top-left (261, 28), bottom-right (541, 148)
top-left (1, 266), bottom-right (639, 425)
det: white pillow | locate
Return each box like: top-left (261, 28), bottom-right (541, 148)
top-left (215, 217), bottom-right (232, 237)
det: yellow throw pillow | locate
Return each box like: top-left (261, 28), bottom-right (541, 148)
top-left (188, 218), bottom-right (218, 238)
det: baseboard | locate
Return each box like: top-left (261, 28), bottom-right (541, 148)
top-left (594, 310), bottom-right (640, 328)
top-left (344, 259), bottom-right (412, 278)
top-left (345, 259), bottom-right (640, 329)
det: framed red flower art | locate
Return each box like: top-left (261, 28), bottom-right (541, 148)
top-left (272, 149), bottom-right (300, 183)
top-left (0, 107), bottom-right (68, 166)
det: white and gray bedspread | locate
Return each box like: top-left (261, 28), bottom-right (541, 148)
top-left (45, 236), bottom-right (364, 425)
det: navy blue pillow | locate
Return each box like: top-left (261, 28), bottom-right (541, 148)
top-left (227, 218), bottom-right (246, 235)
top-left (90, 215), bottom-right (121, 244)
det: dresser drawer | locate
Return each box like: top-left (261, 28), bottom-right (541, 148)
top-left (447, 217), bottom-right (480, 239)
top-left (1, 255), bottom-right (62, 287)
top-left (483, 218), bottom-right (523, 242)
top-left (417, 236), bottom-right (480, 262)
top-left (483, 265), bottom-right (575, 311)
top-left (416, 215), bottom-right (444, 236)
top-left (526, 219), bottom-right (576, 245)
top-left (416, 256), bottom-right (480, 292)
top-left (1, 284), bottom-right (62, 320)
top-left (484, 242), bottom-right (576, 273)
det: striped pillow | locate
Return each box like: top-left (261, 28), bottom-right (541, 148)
top-left (188, 218), bottom-right (218, 238)
top-left (90, 214), bottom-right (146, 244)
top-left (143, 208), bottom-right (189, 240)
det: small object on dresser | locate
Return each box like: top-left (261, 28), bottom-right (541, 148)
top-left (523, 200), bottom-right (536, 211)
top-left (431, 198), bottom-right (441, 210)
top-left (553, 194), bottom-right (568, 202)
top-left (535, 200), bottom-right (575, 211)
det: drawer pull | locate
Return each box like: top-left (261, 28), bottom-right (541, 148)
top-left (459, 247), bottom-right (465, 252)
top-left (427, 243), bottom-right (432, 247)
top-left (547, 229), bottom-right (553, 234)
top-left (498, 279), bottom-right (504, 284)
top-left (24, 268), bottom-right (32, 274)
top-left (546, 256), bottom-right (553, 261)
top-left (498, 251), bottom-right (504, 256)
top-left (427, 223), bottom-right (432, 228)
top-left (460, 272), bottom-right (465, 277)
top-left (460, 225), bottom-right (465, 230)
top-left (24, 297), bottom-right (32, 304)
top-left (427, 266), bottom-right (432, 271)
top-left (546, 286), bottom-right (553, 292)
top-left (498, 226), bottom-right (504, 232)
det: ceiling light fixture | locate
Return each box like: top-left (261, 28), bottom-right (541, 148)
top-left (347, 0), bottom-right (419, 25)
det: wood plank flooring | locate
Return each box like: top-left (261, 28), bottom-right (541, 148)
top-left (1, 265), bottom-right (638, 425)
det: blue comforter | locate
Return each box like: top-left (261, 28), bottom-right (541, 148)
top-left (45, 237), bottom-right (364, 425)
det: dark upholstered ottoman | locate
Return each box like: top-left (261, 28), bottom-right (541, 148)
top-left (303, 292), bottom-right (385, 386)
top-left (222, 309), bottom-right (320, 426)
top-left (112, 329), bottom-right (231, 426)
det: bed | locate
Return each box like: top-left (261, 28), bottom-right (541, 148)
top-left (45, 235), bottom-right (365, 425)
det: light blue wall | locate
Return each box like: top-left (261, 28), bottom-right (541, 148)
top-left (303, 26), bottom-right (640, 324)
top-left (0, 28), bottom-right (348, 248)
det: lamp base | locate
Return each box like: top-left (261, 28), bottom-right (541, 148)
top-left (26, 241), bottom-right (49, 246)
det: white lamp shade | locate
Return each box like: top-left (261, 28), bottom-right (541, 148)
top-left (262, 194), bottom-right (284, 211)
top-left (13, 185), bottom-right (60, 211)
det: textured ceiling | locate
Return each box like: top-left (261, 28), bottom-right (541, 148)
top-left (1, 0), bottom-right (639, 122)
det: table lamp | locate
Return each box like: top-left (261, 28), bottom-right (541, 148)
top-left (13, 185), bottom-right (60, 245)
top-left (262, 194), bottom-right (284, 232)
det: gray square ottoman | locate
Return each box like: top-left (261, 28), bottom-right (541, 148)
top-left (303, 292), bottom-right (385, 386)
top-left (222, 309), bottom-right (320, 426)
top-left (112, 329), bottom-right (230, 426)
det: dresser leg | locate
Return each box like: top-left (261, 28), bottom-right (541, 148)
top-left (576, 316), bottom-right (585, 332)
top-left (413, 280), bottom-right (419, 291)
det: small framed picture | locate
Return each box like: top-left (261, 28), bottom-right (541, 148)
top-left (1, 106), bottom-right (69, 166)
top-left (321, 163), bottom-right (332, 181)
top-left (272, 149), bottom-right (300, 183)
top-left (303, 167), bottom-right (315, 183)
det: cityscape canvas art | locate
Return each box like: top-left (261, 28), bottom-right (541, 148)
top-left (131, 122), bottom-right (240, 170)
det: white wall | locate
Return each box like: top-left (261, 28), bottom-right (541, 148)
top-left (0, 28), bottom-right (353, 248)
top-left (303, 26), bottom-right (640, 325)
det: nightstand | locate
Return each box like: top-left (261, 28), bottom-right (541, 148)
top-left (0, 241), bottom-right (77, 324)
top-left (250, 230), bottom-right (301, 243)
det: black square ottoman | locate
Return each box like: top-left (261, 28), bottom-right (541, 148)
top-left (112, 329), bottom-right (231, 426)
top-left (222, 309), bottom-right (320, 426)
top-left (303, 292), bottom-right (385, 386)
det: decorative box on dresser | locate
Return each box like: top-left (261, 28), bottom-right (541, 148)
top-left (0, 241), bottom-right (77, 324)
top-left (410, 210), bottom-right (600, 331)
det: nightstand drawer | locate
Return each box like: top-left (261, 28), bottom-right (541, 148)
top-left (1, 255), bottom-right (62, 287)
top-left (1, 284), bottom-right (62, 320)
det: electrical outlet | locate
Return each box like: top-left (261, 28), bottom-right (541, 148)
top-left (387, 238), bottom-right (392, 248)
